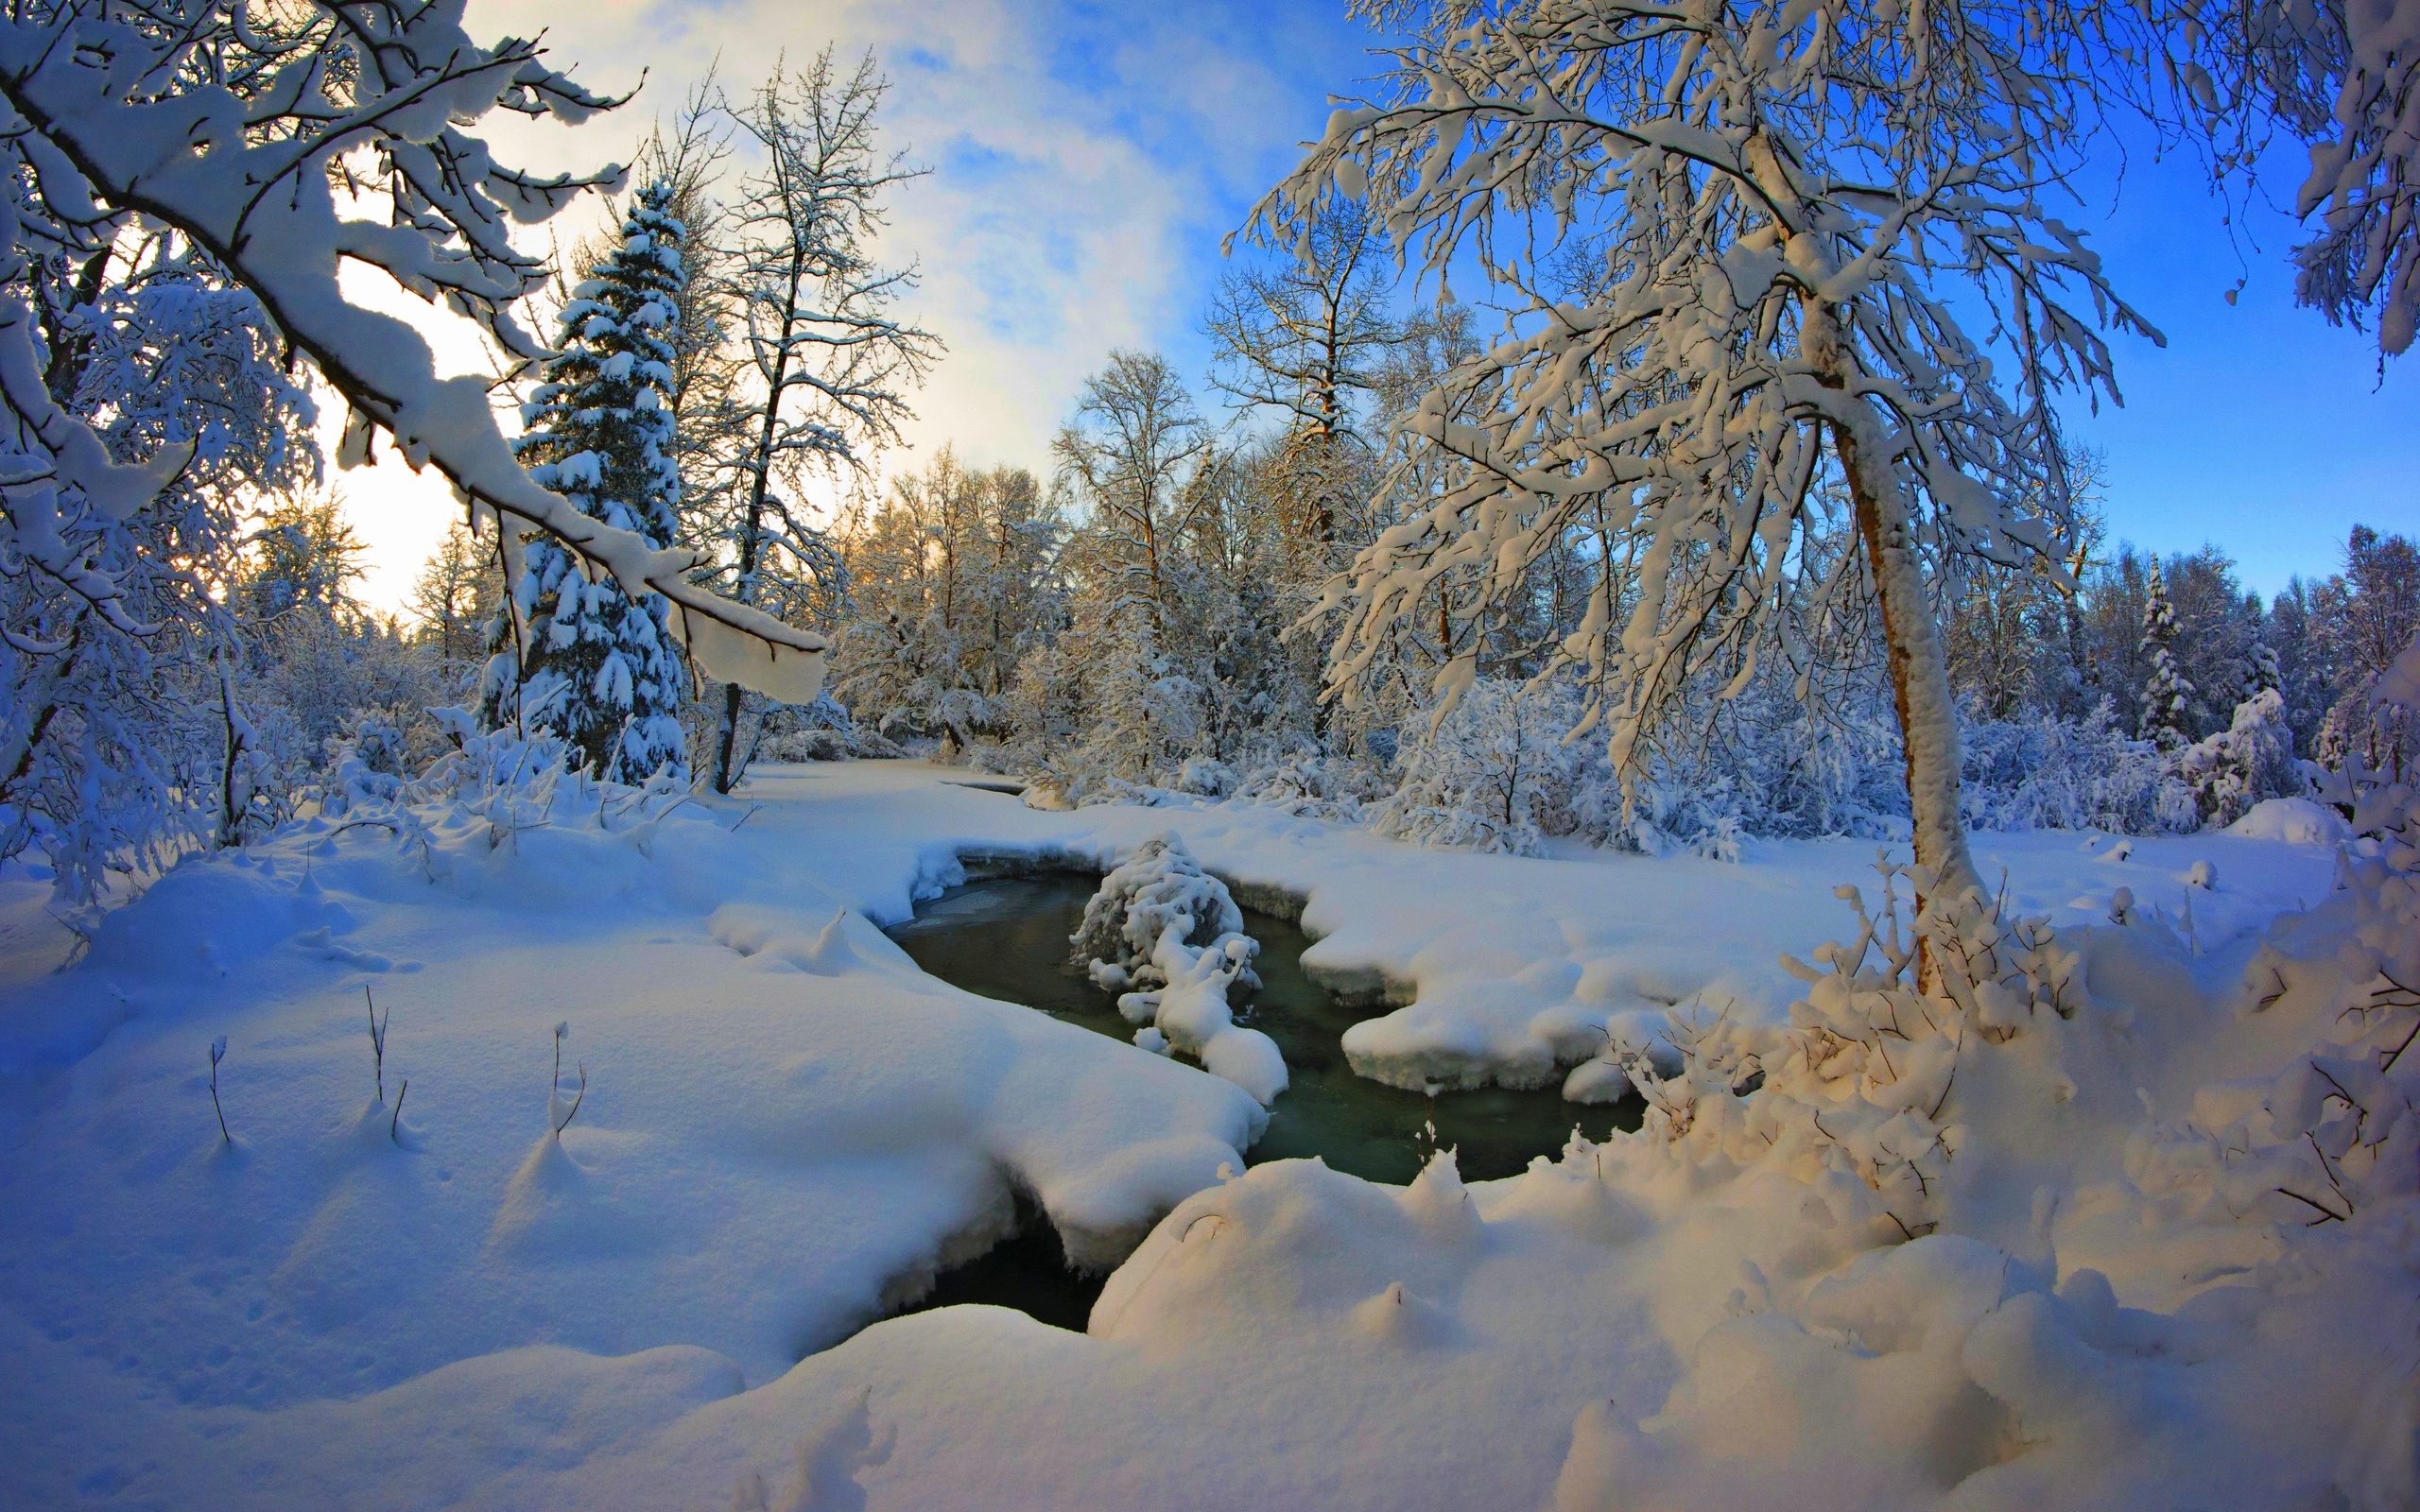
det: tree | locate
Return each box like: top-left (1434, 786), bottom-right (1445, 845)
top-left (1055, 352), bottom-right (1216, 639)
top-left (2139, 558), bottom-right (2196, 752)
top-left (0, 217), bottom-right (313, 902)
top-left (1049, 352), bottom-right (1225, 785)
top-left (235, 489), bottom-right (366, 627)
top-left (834, 451), bottom-right (1060, 750)
top-left (482, 181), bottom-right (693, 784)
top-left (698, 50), bottom-right (941, 794)
top-left (0, 1), bottom-right (833, 726)
top-left (1255, 0), bottom-right (2156, 899)
top-left (2313, 524), bottom-right (2420, 770)
top-left (1206, 200), bottom-right (1402, 563)
top-left (409, 524), bottom-right (506, 668)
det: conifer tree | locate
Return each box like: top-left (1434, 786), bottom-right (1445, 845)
top-left (483, 182), bottom-right (693, 784)
top-left (2139, 557), bottom-right (2195, 753)
top-left (2245, 634), bottom-right (2284, 701)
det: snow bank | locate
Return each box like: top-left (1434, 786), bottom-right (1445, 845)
top-left (0, 763), bottom-right (1263, 1491)
top-left (2227, 795), bottom-right (2350, 846)
top-left (0, 760), bottom-right (2394, 1507)
top-left (1072, 833), bottom-right (1288, 1104)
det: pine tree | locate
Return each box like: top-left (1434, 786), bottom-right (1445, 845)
top-left (482, 181), bottom-right (693, 784)
top-left (2139, 557), bottom-right (2195, 753)
top-left (2245, 634), bottom-right (2284, 701)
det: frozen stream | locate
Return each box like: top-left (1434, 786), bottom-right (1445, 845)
top-left (878, 872), bottom-right (1643, 1331)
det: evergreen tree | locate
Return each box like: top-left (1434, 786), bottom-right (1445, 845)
top-left (2138, 557), bottom-right (2195, 752)
top-left (482, 182), bottom-right (693, 784)
top-left (2245, 633), bottom-right (2284, 700)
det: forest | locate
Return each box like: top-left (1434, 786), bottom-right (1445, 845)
top-left (0, 1), bottom-right (2416, 1509)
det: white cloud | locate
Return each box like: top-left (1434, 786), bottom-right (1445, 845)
top-left (336, 0), bottom-right (1361, 611)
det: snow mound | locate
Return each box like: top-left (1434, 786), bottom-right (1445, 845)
top-left (2224, 796), bottom-right (2349, 846)
top-left (1072, 833), bottom-right (1288, 1105)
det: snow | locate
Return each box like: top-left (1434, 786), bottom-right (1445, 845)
top-left (2229, 796), bottom-right (2351, 846)
top-left (0, 760), bottom-right (2392, 1507)
top-left (1072, 833), bottom-right (1288, 1104)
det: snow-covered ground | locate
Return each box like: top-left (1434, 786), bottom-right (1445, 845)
top-left (0, 762), bottom-right (2397, 1509)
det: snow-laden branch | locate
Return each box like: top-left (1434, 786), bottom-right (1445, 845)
top-left (0, 2), bottom-right (828, 704)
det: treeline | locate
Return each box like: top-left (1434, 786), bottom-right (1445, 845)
top-left (815, 318), bottom-right (2415, 853)
top-left (9, 30), bottom-right (2412, 907)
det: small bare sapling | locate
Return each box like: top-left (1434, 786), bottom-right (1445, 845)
top-left (550, 1022), bottom-right (585, 1139)
top-left (208, 1036), bottom-right (230, 1144)
top-left (364, 985), bottom-right (389, 1104)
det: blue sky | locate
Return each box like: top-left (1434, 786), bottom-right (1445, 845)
top-left (343, 0), bottom-right (2412, 609)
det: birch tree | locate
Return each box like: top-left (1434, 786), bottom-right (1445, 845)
top-left (1255, 0), bottom-right (2162, 895)
top-left (700, 50), bottom-right (940, 793)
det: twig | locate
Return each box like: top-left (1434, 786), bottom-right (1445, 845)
top-left (390, 1078), bottom-right (408, 1143)
top-left (209, 1036), bottom-right (230, 1144)
top-left (727, 803), bottom-right (763, 833)
top-left (2274, 1185), bottom-right (2349, 1225)
top-left (365, 985), bottom-right (388, 1104)
top-left (553, 1064), bottom-right (586, 1139)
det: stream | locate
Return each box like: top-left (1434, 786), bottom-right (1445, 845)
top-left (875, 871), bottom-right (1642, 1332)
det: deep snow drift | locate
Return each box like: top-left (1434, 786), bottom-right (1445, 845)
top-left (0, 759), bottom-right (2405, 1510)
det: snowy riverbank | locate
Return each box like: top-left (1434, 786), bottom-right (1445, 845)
top-left (0, 761), bottom-right (2398, 1510)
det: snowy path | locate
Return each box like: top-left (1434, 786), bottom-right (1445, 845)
top-left (0, 763), bottom-right (2359, 1508)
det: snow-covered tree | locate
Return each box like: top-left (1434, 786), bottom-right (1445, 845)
top-left (697, 50), bottom-right (941, 793)
top-left (1205, 201), bottom-right (1403, 567)
top-left (834, 451), bottom-right (1060, 750)
top-left (483, 181), bottom-right (692, 784)
top-left (1047, 352), bottom-right (1227, 786)
top-left (1254, 0), bottom-right (2161, 899)
top-left (408, 524), bottom-right (506, 669)
top-left (0, 220), bottom-right (314, 902)
top-left (2175, 687), bottom-right (2305, 828)
top-left (2312, 524), bottom-right (2420, 772)
top-left (0, 1), bottom-right (833, 724)
top-left (2139, 558), bottom-right (2196, 752)
top-left (2245, 633), bottom-right (2284, 701)
top-left (1372, 678), bottom-right (1584, 856)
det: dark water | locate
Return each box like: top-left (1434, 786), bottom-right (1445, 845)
top-left (889, 873), bottom-right (1643, 1186)
top-left (876, 871), bottom-right (1642, 1333)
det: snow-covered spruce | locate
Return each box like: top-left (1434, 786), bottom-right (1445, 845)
top-left (1072, 833), bottom-right (1287, 1105)
top-left (483, 181), bottom-right (693, 785)
top-left (2139, 557), bottom-right (2197, 753)
top-left (2174, 688), bottom-right (2306, 829)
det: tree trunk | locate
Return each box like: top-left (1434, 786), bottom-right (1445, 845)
top-left (1806, 301), bottom-right (1979, 902)
top-left (713, 680), bottom-right (746, 795)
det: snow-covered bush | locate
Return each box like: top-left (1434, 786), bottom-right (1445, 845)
top-left (1960, 701), bottom-right (2193, 834)
top-left (1592, 855), bottom-right (2083, 1241)
top-left (1072, 833), bottom-right (1253, 993)
top-left (1230, 753), bottom-right (1378, 822)
top-left (1371, 679), bottom-right (1587, 856)
top-left (753, 695), bottom-right (908, 763)
top-left (2172, 688), bottom-right (2307, 829)
top-left (1070, 834), bottom-right (1285, 1104)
